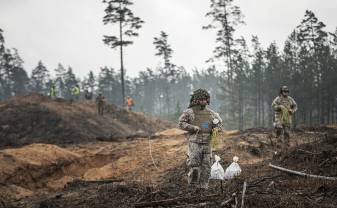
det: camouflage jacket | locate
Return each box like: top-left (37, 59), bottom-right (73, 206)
top-left (178, 106), bottom-right (222, 143)
top-left (272, 95), bottom-right (297, 126)
top-left (272, 95), bottom-right (297, 113)
top-left (96, 95), bottom-right (106, 104)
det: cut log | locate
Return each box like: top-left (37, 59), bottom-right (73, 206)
top-left (269, 163), bottom-right (337, 181)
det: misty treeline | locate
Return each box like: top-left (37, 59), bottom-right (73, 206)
top-left (1, 1), bottom-right (337, 130)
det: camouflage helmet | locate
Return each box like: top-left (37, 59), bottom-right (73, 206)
top-left (279, 85), bottom-right (289, 94)
top-left (189, 88), bottom-right (210, 107)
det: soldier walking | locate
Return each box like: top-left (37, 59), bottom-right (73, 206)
top-left (178, 89), bottom-right (222, 190)
top-left (272, 86), bottom-right (297, 145)
top-left (96, 93), bottom-right (106, 116)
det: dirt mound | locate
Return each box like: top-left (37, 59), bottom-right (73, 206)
top-left (0, 144), bottom-right (80, 201)
top-left (0, 93), bottom-right (173, 147)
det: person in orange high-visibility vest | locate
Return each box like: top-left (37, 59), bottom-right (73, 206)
top-left (126, 96), bottom-right (134, 111)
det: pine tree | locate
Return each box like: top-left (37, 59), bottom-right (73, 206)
top-left (103, 0), bottom-right (144, 105)
top-left (203, 0), bottom-right (245, 74)
top-left (153, 31), bottom-right (174, 73)
top-left (251, 35), bottom-right (265, 127)
top-left (1, 49), bottom-right (14, 98)
top-left (30, 61), bottom-right (50, 94)
top-left (54, 63), bottom-right (67, 97)
top-left (86, 70), bottom-right (96, 94)
top-left (62, 67), bottom-right (78, 99)
top-left (0, 29), bottom-right (5, 99)
top-left (134, 68), bottom-right (157, 114)
top-left (98, 66), bottom-right (121, 104)
top-left (282, 31), bottom-right (302, 126)
top-left (203, 0), bottom-right (245, 129)
top-left (296, 10), bottom-right (328, 124)
top-left (153, 31), bottom-right (176, 116)
top-left (10, 49), bottom-right (29, 95)
top-left (0, 30), bottom-right (29, 98)
top-left (264, 42), bottom-right (283, 127)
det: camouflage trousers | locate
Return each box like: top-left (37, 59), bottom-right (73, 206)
top-left (275, 124), bottom-right (291, 143)
top-left (97, 103), bottom-right (104, 116)
top-left (186, 141), bottom-right (212, 189)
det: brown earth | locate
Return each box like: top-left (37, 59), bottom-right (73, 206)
top-left (0, 95), bottom-right (336, 207)
top-left (1, 126), bottom-right (336, 208)
top-left (0, 93), bottom-right (173, 147)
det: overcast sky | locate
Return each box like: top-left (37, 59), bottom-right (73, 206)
top-left (0, 0), bottom-right (336, 78)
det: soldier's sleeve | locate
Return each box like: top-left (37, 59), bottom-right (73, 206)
top-left (271, 97), bottom-right (281, 111)
top-left (178, 109), bottom-right (198, 133)
top-left (290, 97), bottom-right (298, 112)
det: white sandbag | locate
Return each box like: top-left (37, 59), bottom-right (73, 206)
top-left (210, 155), bottom-right (225, 180)
top-left (224, 156), bottom-right (241, 180)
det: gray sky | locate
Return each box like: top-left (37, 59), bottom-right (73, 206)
top-left (0, 0), bottom-right (336, 78)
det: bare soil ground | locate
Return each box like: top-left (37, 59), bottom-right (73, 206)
top-left (0, 95), bottom-right (336, 207)
top-left (1, 126), bottom-right (336, 208)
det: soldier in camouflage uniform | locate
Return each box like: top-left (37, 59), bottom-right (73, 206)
top-left (178, 89), bottom-right (222, 189)
top-left (96, 93), bottom-right (106, 116)
top-left (272, 86), bottom-right (297, 144)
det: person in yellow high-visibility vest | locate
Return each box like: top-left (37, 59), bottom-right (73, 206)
top-left (71, 84), bottom-right (80, 101)
top-left (49, 84), bottom-right (57, 100)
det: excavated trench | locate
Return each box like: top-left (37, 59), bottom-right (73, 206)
top-left (0, 133), bottom-right (188, 201)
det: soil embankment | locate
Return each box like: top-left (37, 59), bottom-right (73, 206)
top-left (0, 93), bottom-right (173, 147)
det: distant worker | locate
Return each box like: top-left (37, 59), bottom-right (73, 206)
top-left (96, 93), bottom-right (106, 116)
top-left (178, 89), bottom-right (222, 190)
top-left (49, 84), bottom-right (56, 100)
top-left (126, 96), bottom-right (134, 111)
top-left (84, 89), bottom-right (93, 100)
top-left (71, 84), bottom-right (80, 101)
top-left (272, 86), bottom-right (297, 145)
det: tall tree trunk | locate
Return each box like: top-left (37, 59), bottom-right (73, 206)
top-left (262, 96), bottom-right (265, 127)
top-left (257, 80), bottom-right (261, 127)
top-left (165, 86), bottom-right (170, 117)
top-left (238, 81), bottom-right (243, 130)
top-left (119, 3), bottom-right (125, 106)
top-left (327, 100), bottom-right (331, 124)
top-left (254, 92), bottom-right (258, 128)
